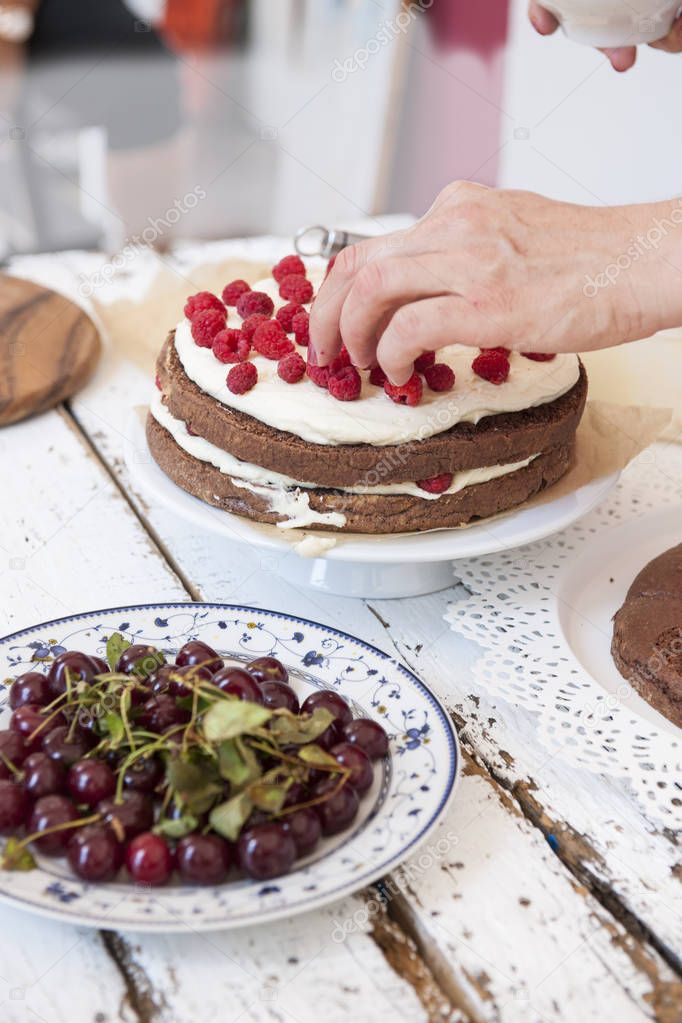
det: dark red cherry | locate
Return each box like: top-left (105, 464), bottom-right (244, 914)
top-left (67, 759), bottom-right (116, 807)
top-left (212, 667), bottom-right (263, 703)
top-left (313, 777), bottom-right (359, 836)
top-left (315, 720), bottom-right (343, 752)
top-left (11, 705), bottom-right (65, 753)
top-left (90, 656), bottom-right (109, 675)
top-left (139, 694), bottom-right (190, 733)
top-left (246, 656), bottom-right (288, 684)
top-left (331, 742), bottom-right (373, 794)
top-left (0, 729), bottom-right (27, 773)
top-left (116, 644), bottom-right (164, 680)
top-left (175, 641), bottom-right (223, 673)
top-left (260, 680), bottom-right (299, 713)
top-left (300, 690), bottom-right (352, 727)
top-left (47, 651), bottom-right (98, 697)
top-left (22, 752), bottom-right (66, 799)
top-left (67, 824), bottom-right (123, 882)
top-left (98, 791), bottom-right (154, 840)
top-left (281, 807), bottom-right (321, 856)
top-left (167, 663), bottom-right (214, 697)
top-left (28, 795), bottom-right (79, 854)
top-left (0, 779), bottom-right (31, 833)
top-left (238, 822), bottom-right (296, 880)
top-left (176, 833), bottom-right (231, 884)
top-left (9, 672), bottom-right (51, 710)
top-left (122, 756), bottom-right (163, 794)
top-left (125, 832), bottom-right (174, 885)
top-left (42, 725), bottom-right (95, 766)
top-left (341, 718), bottom-right (389, 760)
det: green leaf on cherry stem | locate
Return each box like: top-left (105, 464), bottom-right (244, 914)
top-left (106, 633), bottom-right (131, 672)
top-left (2, 838), bottom-right (36, 872)
top-left (218, 738), bottom-right (262, 789)
top-left (268, 707), bottom-right (333, 745)
top-left (103, 712), bottom-right (125, 746)
top-left (166, 757), bottom-right (223, 816)
top-left (209, 791), bottom-right (253, 842)
top-left (298, 744), bottom-right (341, 769)
top-left (202, 700), bottom-right (271, 742)
top-left (155, 814), bottom-right (199, 840)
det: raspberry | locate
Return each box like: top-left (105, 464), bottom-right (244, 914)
top-left (253, 320), bottom-right (294, 360)
top-left (279, 274), bottom-right (314, 304)
top-left (227, 361), bottom-right (257, 395)
top-left (276, 302), bottom-right (304, 333)
top-left (328, 365), bottom-right (361, 401)
top-left (184, 291), bottom-right (225, 320)
top-left (291, 310), bottom-right (310, 346)
top-left (369, 365), bottom-right (387, 387)
top-left (240, 313), bottom-right (269, 342)
top-left (522, 352), bottom-right (556, 362)
top-left (472, 349), bottom-right (510, 385)
top-left (272, 254), bottom-right (306, 284)
top-left (212, 328), bottom-right (250, 364)
top-left (277, 352), bottom-right (306, 383)
top-left (329, 345), bottom-right (352, 375)
top-left (384, 372), bottom-right (423, 407)
top-left (222, 279), bottom-right (250, 306)
top-left (306, 364), bottom-right (330, 389)
top-left (481, 346), bottom-right (510, 356)
top-left (414, 351), bottom-right (436, 373)
top-left (424, 363), bottom-right (455, 392)
top-left (237, 290), bottom-right (274, 319)
top-left (324, 255), bottom-right (336, 278)
top-left (191, 308), bottom-right (227, 348)
top-left (417, 473), bottom-right (453, 494)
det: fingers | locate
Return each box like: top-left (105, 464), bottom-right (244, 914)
top-left (308, 237), bottom-right (388, 366)
top-left (528, 2), bottom-right (558, 35)
top-left (375, 296), bottom-right (511, 386)
top-left (599, 45), bottom-right (637, 71)
top-left (649, 15), bottom-right (682, 52)
top-left (338, 255), bottom-right (450, 369)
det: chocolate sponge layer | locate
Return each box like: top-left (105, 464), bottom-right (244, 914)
top-left (157, 334), bottom-right (587, 489)
top-left (146, 411), bottom-right (575, 535)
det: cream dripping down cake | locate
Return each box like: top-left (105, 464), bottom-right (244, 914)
top-left (147, 253), bottom-right (587, 533)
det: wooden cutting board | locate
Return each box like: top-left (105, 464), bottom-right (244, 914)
top-left (0, 275), bottom-right (101, 426)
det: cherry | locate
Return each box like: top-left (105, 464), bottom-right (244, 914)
top-left (165, 664), bottom-right (214, 698)
top-left (176, 833), bottom-right (231, 884)
top-left (330, 742), bottom-right (373, 794)
top-left (0, 779), bottom-right (31, 833)
top-left (28, 795), bottom-right (79, 854)
top-left (90, 656), bottom-right (109, 675)
top-left (125, 832), bottom-right (174, 885)
top-left (238, 822), bottom-right (296, 880)
top-left (98, 791), bottom-right (154, 840)
top-left (0, 729), bottom-right (27, 772)
top-left (47, 651), bottom-right (98, 697)
top-left (139, 694), bottom-right (190, 733)
top-left (42, 725), bottom-right (95, 766)
top-left (300, 691), bottom-right (352, 728)
top-left (67, 824), bottom-right (123, 882)
top-left (68, 759), bottom-right (116, 807)
top-left (9, 672), bottom-right (51, 710)
top-left (116, 644), bottom-right (164, 680)
top-left (11, 704), bottom-right (65, 753)
top-left (281, 807), bottom-right (321, 856)
top-left (175, 640), bottom-right (223, 673)
top-left (246, 656), bottom-right (288, 684)
top-left (212, 666), bottom-right (263, 704)
top-left (123, 756), bottom-right (163, 793)
top-left (315, 720), bottom-right (343, 752)
top-left (23, 752), bottom-right (66, 799)
top-left (341, 718), bottom-right (389, 760)
top-left (260, 680), bottom-right (299, 713)
top-left (313, 778), bottom-right (359, 836)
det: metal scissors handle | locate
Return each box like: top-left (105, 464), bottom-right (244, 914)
top-left (294, 225), bottom-right (371, 260)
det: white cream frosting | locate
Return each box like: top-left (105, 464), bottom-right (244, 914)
top-left (173, 271), bottom-right (580, 447)
top-left (151, 393), bottom-right (538, 512)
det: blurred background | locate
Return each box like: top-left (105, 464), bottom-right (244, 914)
top-left (1, 0), bottom-right (681, 417)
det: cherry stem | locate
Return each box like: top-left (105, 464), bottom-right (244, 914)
top-left (2, 812), bottom-right (102, 869)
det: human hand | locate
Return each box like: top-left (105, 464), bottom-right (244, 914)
top-left (309, 183), bottom-right (681, 386)
top-left (528, 1), bottom-right (682, 72)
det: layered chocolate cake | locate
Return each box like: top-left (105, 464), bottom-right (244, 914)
top-left (612, 545), bottom-right (682, 726)
top-left (147, 254), bottom-right (587, 534)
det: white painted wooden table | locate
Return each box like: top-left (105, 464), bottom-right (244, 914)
top-left (0, 247), bottom-right (680, 1023)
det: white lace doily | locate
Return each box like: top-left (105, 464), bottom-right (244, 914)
top-left (445, 443), bottom-right (682, 820)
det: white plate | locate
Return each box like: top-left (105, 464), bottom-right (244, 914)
top-left (557, 504), bottom-right (682, 735)
top-left (0, 603), bottom-right (460, 932)
top-left (127, 411), bottom-right (620, 598)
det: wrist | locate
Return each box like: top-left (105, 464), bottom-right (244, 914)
top-left (615, 199), bottom-right (682, 340)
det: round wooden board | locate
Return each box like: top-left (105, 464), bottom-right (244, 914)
top-left (0, 275), bottom-right (101, 426)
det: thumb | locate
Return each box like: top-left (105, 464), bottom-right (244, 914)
top-left (599, 46), bottom-right (637, 71)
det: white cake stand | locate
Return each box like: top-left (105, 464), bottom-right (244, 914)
top-left (127, 413), bottom-right (619, 598)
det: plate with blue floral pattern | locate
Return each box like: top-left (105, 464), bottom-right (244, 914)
top-left (0, 603), bottom-right (459, 932)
